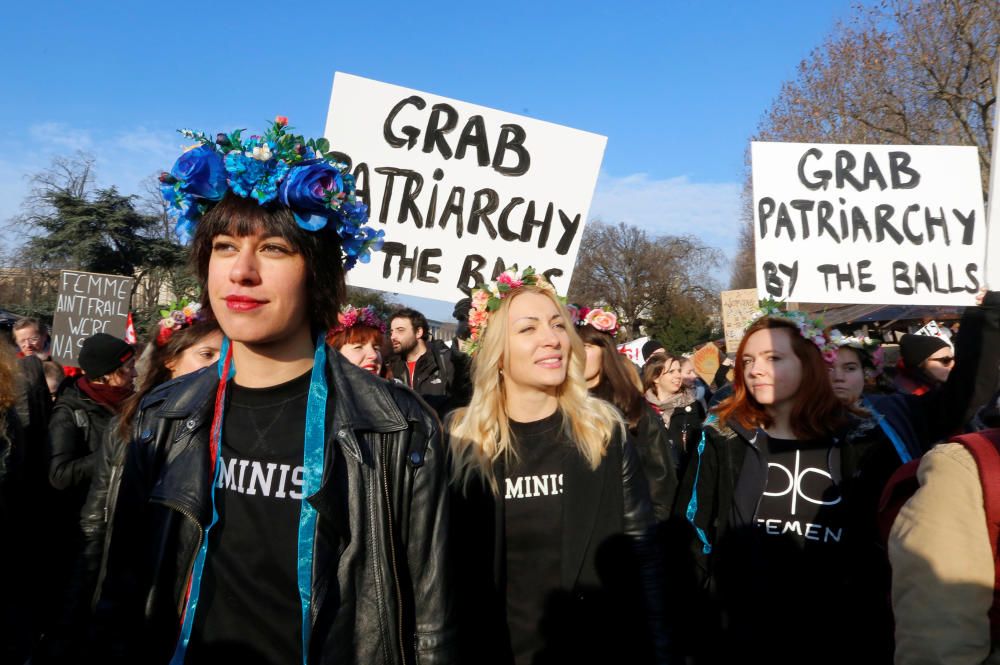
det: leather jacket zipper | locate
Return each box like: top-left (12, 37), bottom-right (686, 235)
top-left (158, 499), bottom-right (204, 616)
top-left (380, 433), bottom-right (408, 665)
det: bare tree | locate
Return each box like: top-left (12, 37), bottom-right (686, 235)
top-left (731, 0), bottom-right (999, 287)
top-left (569, 220), bottom-right (723, 340)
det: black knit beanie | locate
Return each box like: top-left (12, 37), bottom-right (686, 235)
top-left (641, 339), bottom-right (664, 361)
top-left (78, 333), bottom-right (135, 378)
top-left (899, 333), bottom-right (949, 370)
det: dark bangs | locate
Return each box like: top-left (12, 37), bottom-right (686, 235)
top-left (191, 192), bottom-right (346, 330)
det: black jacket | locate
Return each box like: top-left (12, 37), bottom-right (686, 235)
top-left (93, 351), bottom-right (455, 665)
top-left (48, 381), bottom-right (114, 495)
top-left (675, 416), bottom-right (898, 662)
top-left (449, 423), bottom-right (667, 664)
top-left (387, 339), bottom-right (469, 415)
top-left (632, 404), bottom-right (679, 523)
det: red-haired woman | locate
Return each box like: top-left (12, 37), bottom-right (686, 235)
top-left (676, 311), bottom-right (899, 664)
top-left (326, 305), bottom-right (387, 376)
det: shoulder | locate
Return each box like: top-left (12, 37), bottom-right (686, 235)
top-left (918, 442), bottom-right (980, 483)
top-left (137, 365), bottom-right (217, 421)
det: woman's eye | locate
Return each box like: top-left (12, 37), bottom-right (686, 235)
top-left (262, 244), bottom-right (291, 254)
top-left (212, 241), bottom-right (236, 252)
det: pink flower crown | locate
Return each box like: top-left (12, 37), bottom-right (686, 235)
top-left (463, 266), bottom-right (558, 356)
top-left (568, 305), bottom-right (619, 336)
top-left (331, 305), bottom-right (386, 334)
top-left (748, 298), bottom-right (840, 364)
top-left (156, 300), bottom-right (204, 347)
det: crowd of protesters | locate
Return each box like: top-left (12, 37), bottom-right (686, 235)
top-left (2, 116), bottom-right (1000, 665)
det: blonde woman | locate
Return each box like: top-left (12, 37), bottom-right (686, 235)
top-left (448, 267), bottom-right (664, 665)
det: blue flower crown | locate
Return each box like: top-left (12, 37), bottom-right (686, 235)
top-left (159, 116), bottom-right (383, 271)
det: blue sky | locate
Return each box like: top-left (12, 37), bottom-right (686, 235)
top-left (0, 0), bottom-right (862, 320)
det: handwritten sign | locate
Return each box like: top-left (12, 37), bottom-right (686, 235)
top-left (617, 336), bottom-right (648, 367)
top-left (721, 288), bottom-right (759, 352)
top-left (324, 73), bottom-right (607, 302)
top-left (752, 142), bottom-right (986, 305)
top-left (51, 270), bottom-right (133, 367)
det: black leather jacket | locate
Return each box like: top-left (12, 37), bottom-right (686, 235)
top-left (93, 351), bottom-right (455, 665)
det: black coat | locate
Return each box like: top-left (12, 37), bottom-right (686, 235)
top-left (92, 351), bottom-right (455, 665)
top-left (387, 339), bottom-right (470, 416)
top-left (675, 416), bottom-right (898, 663)
top-left (449, 424), bottom-right (666, 664)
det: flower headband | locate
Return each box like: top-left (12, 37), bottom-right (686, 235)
top-left (829, 330), bottom-right (885, 378)
top-left (569, 305), bottom-right (619, 336)
top-left (748, 298), bottom-right (840, 364)
top-left (330, 305), bottom-right (387, 335)
top-left (156, 300), bottom-right (203, 347)
top-left (159, 116), bottom-right (383, 270)
top-left (463, 266), bottom-right (558, 356)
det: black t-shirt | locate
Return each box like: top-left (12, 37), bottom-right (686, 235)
top-left (188, 370), bottom-right (311, 665)
top-left (504, 411), bottom-right (571, 665)
top-left (721, 435), bottom-right (850, 662)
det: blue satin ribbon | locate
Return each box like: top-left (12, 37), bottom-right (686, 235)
top-left (170, 335), bottom-right (328, 665)
top-left (297, 337), bottom-right (328, 661)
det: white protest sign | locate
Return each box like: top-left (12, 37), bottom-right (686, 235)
top-left (752, 142), bottom-right (986, 305)
top-left (617, 336), bottom-right (648, 367)
top-left (324, 73), bottom-right (607, 302)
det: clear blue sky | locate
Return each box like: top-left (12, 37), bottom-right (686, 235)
top-left (0, 0), bottom-right (863, 320)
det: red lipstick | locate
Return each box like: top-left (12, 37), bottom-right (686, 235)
top-left (224, 295), bottom-right (266, 311)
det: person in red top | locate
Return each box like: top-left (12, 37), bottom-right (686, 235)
top-left (12, 318), bottom-right (51, 360)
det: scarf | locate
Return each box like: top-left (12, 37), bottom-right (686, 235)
top-left (78, 377), bottom-right (133, 413)
top-left (645, 387), bottom-right (697, 429)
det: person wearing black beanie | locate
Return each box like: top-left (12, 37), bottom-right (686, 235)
top-left (896, 333), bottom-right (953, 394)
top-left (641, 339), bottom-right (665, 362)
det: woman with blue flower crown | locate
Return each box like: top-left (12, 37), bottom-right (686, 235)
top-left (91, 117), bottom-right (455, 665)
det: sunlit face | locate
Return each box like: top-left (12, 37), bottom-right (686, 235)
top-left (14, 325), bottom-right (47, 357)
top-left (742, 327), bottom-right (803, 407)
top-left (922, 346), bottom-right (955, 383)
top-left (503, 292), bottom-right (570, 396)
top-left (656, 359), bottom-right (683, 396)
top-left (340, 339), bottom-right (382, 374)
top-left (208, 233), bottom-right (309, 345)
top-left (829, 347), bottom-right (865, 404)
top-left (389, 318), bottom-right (420, 356)
top-left (167, 330), bottom-right (224, 379)
top-left (680, 359), bottom-right (698, 389)
top-left (583, 343), bottom-right (603, 387)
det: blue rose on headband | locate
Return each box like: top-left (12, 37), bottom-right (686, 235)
top-left (169, 145), bottom-right (228, 201)
top-left (278, 161), bottom-right (351, 231)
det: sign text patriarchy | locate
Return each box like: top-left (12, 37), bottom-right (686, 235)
top-left (325, 72), bottom-right (607, 302)
top-left (752, 142), bottom-right (986, 305)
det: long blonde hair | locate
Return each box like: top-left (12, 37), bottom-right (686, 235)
top-left (448, 285), bottom-right (622, 493)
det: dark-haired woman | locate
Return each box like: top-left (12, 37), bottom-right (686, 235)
top-left (676, 312), bottom-right (900, 664)
top-left (92, 118), bottom-right (454, 664)
top-left (578, 311), bottom-right (677, 522)
top-left (38, 312), bottom-right (221, 663)
top-left (641, 354), bottom-right (704, 476)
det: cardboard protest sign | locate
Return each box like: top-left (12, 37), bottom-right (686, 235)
top-left (617, 336), bottom-right (648, 367)
top-left (51, 270), bottom-right (133, 367)
top-left (324, 73), bottom-right (607, 302)
top-left (752, 142), bottom-right (986, 305)
top-left (720, 288), bottom-right (759, 352)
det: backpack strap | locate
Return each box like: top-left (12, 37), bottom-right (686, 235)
top-left (951, 429), bottom-right (1000, 642)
